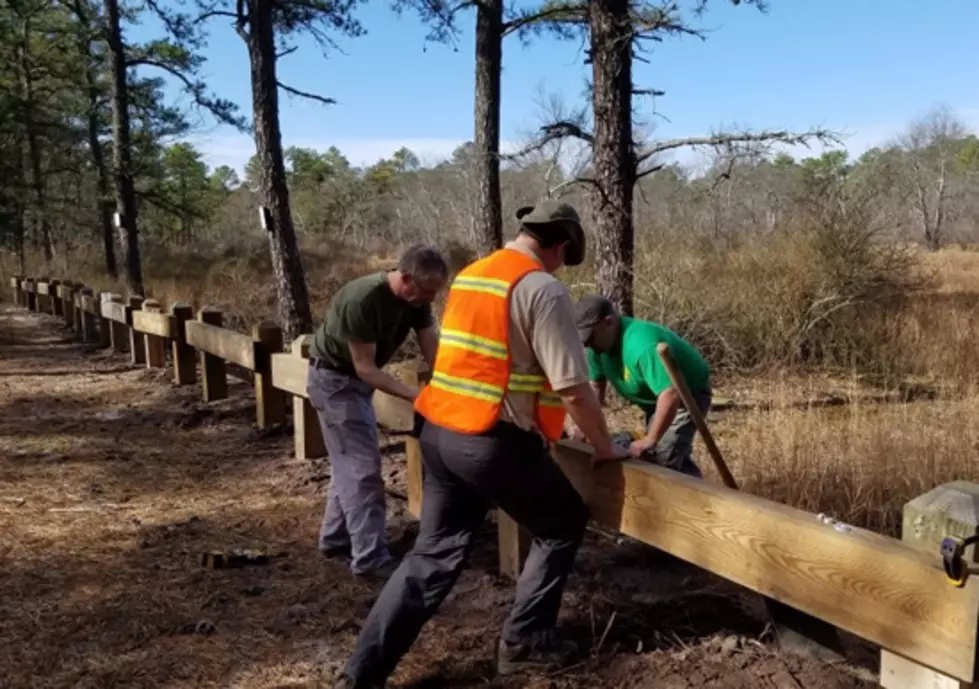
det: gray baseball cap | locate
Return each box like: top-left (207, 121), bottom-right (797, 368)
top-left (515, 200), bottom-right (585, 267)
top-left (574, 294), bottom-right (615, 344)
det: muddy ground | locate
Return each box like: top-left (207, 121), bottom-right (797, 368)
top-left (0, 302), bottom-right (880, 689)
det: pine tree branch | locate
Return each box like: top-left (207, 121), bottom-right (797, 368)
top-left (277, 81), bottom-right (336, 106)
top-left (504, 120), bottom-right (594, 160)
top-left (634, 128), bottom-right (842, 166)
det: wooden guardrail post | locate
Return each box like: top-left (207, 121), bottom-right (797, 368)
top-left (880, 481), bottom-right (979, 689)
top-left (10, 276), bottom-right (22, 305)
top-left (25, 278), bottom-right (36, 311)
top-left (35, 278), bottom-right (49, 312)
top-left (80, 288), bottom-right (98, 342)
top-left (291, 336), bottom-right (326, 461)
top-left (107, 294), bottom-right (127, 352)
top-left (48, 279), bottom-right (61, 316)
top-left (141, 299), bottom-right (167, 368)
top-left (72, 286), bottom-right (84, 335)
top-left (197, 307), bottom-right (227, 401)
top-left (127, 295), bottom-right (145, 365)
top-left (170, 303), bottom-right (196, 384)
top-left (253, 321), bottom-right (285, 429)
top-left (58, 281), bottom-right (72, 325)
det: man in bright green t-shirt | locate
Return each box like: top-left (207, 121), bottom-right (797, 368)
top-left (571, 294), bottom-right (712, 478)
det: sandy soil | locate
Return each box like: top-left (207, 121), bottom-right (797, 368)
top-left (0, 302), bottom-right (880, 689)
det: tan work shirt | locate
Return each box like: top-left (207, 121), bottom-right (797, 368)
top-left (498, 241), bottom-right (591, 432)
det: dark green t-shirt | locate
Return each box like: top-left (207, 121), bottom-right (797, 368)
top-left (586, 316), bottom-right (710, 408)
top-left (309, 271), bottom-right (434, 377)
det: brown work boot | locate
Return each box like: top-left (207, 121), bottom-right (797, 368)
top-left (496, 629), bottom-right (578, 676)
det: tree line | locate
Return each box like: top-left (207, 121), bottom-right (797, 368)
top-left (1, 0), bottom-right (977, 338)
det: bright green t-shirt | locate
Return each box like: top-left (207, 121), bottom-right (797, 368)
top-left (586, 316), bottom-right (710, 408)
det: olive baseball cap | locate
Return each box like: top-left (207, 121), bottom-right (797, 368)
top-left (515, 200), bottom-right (586, 267)
top-left (574, 294), bottom-right (615, 344)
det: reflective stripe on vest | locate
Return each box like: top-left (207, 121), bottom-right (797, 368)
top-left (414, 248), bottom-right (567, 440)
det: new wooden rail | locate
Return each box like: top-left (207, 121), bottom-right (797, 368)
top-left (5, 275), bottom-right (978, 689)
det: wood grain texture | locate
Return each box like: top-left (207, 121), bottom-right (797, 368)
top-left (253, 322), bottom-right (285, 429)
top-left (100, 300), bottom-right (128, 324)
top-left (185, 321), bottom-right (258, 371)
top-left (170, 304), bottom-right (196, 385)
top-left (132, 310), bottom-right (175, 339)
top-left (551, 440), bottom-right (979, 682)
top-left (196, 310), bottom-right (228, 402)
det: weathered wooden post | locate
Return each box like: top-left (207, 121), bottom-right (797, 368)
top-left (141, 299), bottom-right (167, 368)
top-left (35, 278), bottom-right (49, 312)
top-left (72, 286), bottom-right (84, 335)
top-left (58, 281), bottom-right (73, 324)
top-left (170, 303), bottom-right (196, 384)
top-left (48, 279), bottom-right (61, 316)
top-left (10, 276), bottom-right (21, 305)
top-left (880, 481), bottom-right (979, 689)
top-left (107, 294), bottom-right (128, 353)
top-left (127, 295), bottom-right (145, 365)
top-left (198, 307), bottom-right (227, 402)
top-left (291, 335), bottom-right (326, 461)
top-left (253, 321), bottom-right (285, 429)
top-left (25, 278), bottom-right (36, 311)
top-left (80, 288), bottom-right (98, 342)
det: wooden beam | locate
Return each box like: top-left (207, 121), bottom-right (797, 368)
top-left (106, 295), bottom-right (128, 354)
top-left (550, 440), bottom-right (979, 683)
top-left (185, 320), bottom-right (260, 371)
top-left (100, 298), bottom-right (128, 324)
top-left (132, 309), bottom-right (175, 339)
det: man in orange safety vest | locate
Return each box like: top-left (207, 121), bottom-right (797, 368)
top-left (333, 200), bottom-right (628, 687)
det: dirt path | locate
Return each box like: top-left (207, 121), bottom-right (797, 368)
top-left (0, 302), bottom-right (878, 689)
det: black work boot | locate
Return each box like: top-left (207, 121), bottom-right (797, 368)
top-left (496, 629), bottom-right (578, 676)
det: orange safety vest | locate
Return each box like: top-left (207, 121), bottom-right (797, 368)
top-left (414, 247), bottom-right (567, 441)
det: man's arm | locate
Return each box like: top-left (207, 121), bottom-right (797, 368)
top-left (416, 325), bottom-right (439, 371)
top-left (348, 340), bottom-right (420, 402)
top-left (528, 285), bottom-right (623, 462)
top-left (633, 386), bottom-right (679, 455)
top-left (630, 350), bottom-right (680, 457)
top-left (591, 379), bottom-right (607, 406)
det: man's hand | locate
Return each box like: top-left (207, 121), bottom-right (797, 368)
top-left (628, 437), bottom-right (654, 458)
top-left (592, 441), bottom-right (629, 464)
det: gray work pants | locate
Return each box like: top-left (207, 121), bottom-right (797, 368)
top-left (641, 388), bottom-right (712, 479)
top-left (341, 419), bottom-right (589, 685)
top-left (306, 365), bottom-right (391, 574)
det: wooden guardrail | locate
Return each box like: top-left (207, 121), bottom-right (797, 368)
top-left (5, 275), bottom-right (978, 688)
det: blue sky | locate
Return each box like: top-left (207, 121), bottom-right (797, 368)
top-left (139, 0), bottom-right (979, 175)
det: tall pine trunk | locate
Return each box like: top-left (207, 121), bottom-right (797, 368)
top-left (243, 0), bottom-right (312, 338)
top-left (75, 0), bottom-right (118, 279)
top-left (589, 0), bottom-right (635, 316)
top-left (472, 0), bottom-right (503, 255)
top-left (19, 19), bottom-right (53, 265)
top-left (106, 0), bottom-right (143, 295)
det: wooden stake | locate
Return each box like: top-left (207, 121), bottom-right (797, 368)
top-left (80, 288), bottom-right (97, 342)
top-left (48, 279), bottom-right (61, 316)
top-left (170, 303), bottom-right (196, 385)
top-left (108, 294), bottom-right (128, 353)
top-left (403, 360), bottom-right (430, 519)
top-left (197, 307), bottom-right (227, 402)
top-left (127, 295), bottom-right (145, 365)
top-left (252, 321), bottom-right (285, 429)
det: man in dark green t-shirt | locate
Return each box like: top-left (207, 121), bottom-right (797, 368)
top-left (306, 245), bottom-right (448, 577)
top-left (572, 294), bottom-right (712, 478)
